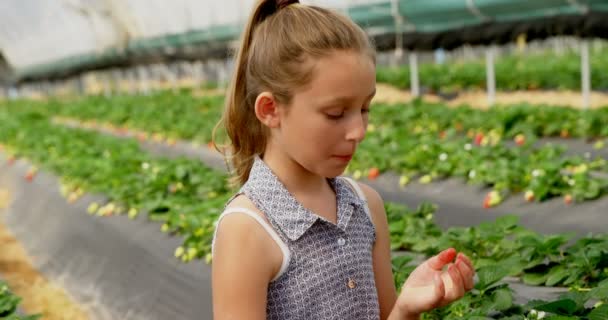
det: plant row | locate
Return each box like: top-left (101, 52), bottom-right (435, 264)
top-left (8, 92), bottom-right (607, 205)
top-left (0, 107), bottom-right (607, 318)
top-left (377, 48), bottom-right (608, 92)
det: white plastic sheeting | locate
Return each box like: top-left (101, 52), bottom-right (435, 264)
top-left (0, 0), bottom-right (256, 71)
top-left (0, 0), bottom-right (121, 70)
top-left (0, 0), bottom-right (385, 72)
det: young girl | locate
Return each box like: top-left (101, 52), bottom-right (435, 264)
top-left (211, 0), bottom-right (475, 319)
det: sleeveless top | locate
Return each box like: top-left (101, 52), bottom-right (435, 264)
top-left (212, 156), bottom-right (380, 319)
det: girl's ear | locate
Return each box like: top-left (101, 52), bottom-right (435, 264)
top-left (254, 91), bottom-right (281, 128)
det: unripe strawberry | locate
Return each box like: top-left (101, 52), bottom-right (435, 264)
top-left (564, 194), bottom-right (573, 205)
top-left (419, 175), bottom-right (432, 184)
top-left (399, 175), bottom-right (410, 187)
top-left (525, 190), bottom-right (535, 202)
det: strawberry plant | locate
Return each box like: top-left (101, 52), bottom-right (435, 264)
top-left (0, 281), bottom-right (40, 320)
top-left (0, 108), bottom-right (232, 261)
top-left (377, 47), bottom-right (608, 92)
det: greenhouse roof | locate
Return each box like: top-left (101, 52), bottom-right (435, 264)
top-left (1, 0), bottom-right (607, 83)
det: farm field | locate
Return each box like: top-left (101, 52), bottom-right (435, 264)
top-left (1, 85), bottom-right (607, 319)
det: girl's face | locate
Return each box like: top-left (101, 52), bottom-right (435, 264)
top-left (276, 50), bottom-right (376, 178)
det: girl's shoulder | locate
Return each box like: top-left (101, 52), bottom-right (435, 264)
top-left (213, 194), bottom-right (284, 281)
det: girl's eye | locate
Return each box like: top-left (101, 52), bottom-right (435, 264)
top-left (326, 112), bottom-right (344, 120)
top-left (361, 108), bottom-right (370, 114)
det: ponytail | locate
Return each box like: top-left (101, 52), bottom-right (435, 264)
top-left (213, 0), bottom-right (375, 187)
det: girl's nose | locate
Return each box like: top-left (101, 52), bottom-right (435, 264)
top-left (346, 114), bottom-right (366, 143)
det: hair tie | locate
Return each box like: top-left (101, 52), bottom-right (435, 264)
top-left (276, 0), bottom-right (299, 10)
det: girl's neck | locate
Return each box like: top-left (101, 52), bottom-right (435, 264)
top-left (261, 149), bottom-right (330, 196)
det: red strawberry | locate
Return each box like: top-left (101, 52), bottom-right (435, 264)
top-left (564, 194), bottom-right (573, 205)
top-left (514, 134), bottom-right (526, 146)
top-left (137, 133), bottom-right (147, 143)
top-left (483, 196), bottom-right (491, 209)
top-left (367, 167), bottom-right (380, 180)
top-left (25, 168), bottom-right (37, 182)
top-left (474, 133), bottom-right (484, 146)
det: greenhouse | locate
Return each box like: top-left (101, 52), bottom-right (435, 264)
top-left (1, 0), bottom-right (608, 319)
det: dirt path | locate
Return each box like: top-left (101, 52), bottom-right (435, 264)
top-left (0, 188), bottom-right (90, 320)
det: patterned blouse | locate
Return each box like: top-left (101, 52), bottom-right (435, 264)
top-left (213, 156), bottom-right (380, 319)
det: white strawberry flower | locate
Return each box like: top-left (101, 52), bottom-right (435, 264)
top-left (464, 143), bottom-right (472, 151)
top-left (468, 170), bottom-right (476, 179)
top-left (532, 169), bottom-right (544, 177)
top-left (439, 153), bottom-right (448, 161)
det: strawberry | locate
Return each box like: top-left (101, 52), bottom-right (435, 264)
top-left (419, 175), bottom-right (432, 184)
top-left (87, 202), bottom-right (100, 215)
top-left (128, 208), bottom-right (138, 219)
top-left (399, 175), bottom-right (410, 187)
top-left (152, 133), bottom-right (164, 143)
top-left (483, 190), bottom-right (502, 208)
top-left (67, 192), bottom-right (79, 204)
top-left (474, 132), bottom-right (484, 146)
top-left (137, 132), bottom-right (147, 143)
top-left (564, 194), bottom-right (573, 205)
top-left (524, 190), bottom-right (535, 202)
top-left (25, 167), bottom-right (37, 182)
top-left (514, 134), bottom-right (526, 146)
top-left (367, 167), bottom-right (380, 180)
top-left (483, 195), bottom-right (491, 209)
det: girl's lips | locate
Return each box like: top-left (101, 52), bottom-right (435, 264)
top-left (334, 154), bottom-right (353, 161)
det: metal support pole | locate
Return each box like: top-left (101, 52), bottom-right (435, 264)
top-left (486, 46), bottom-right (496, 107)
top-left (581, 39), bottom-right (591, 110)
top-left (409, 51), bottom-right (420, 97)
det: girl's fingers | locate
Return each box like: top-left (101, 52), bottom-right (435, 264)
top-left (433, 272), bottom-right (445, 302)
top-left (455, 259), bottom-right (475, 291)
top-left (457, 253), bottom-right (475, 271)
top-left (426, 248), bottom-right (457, 271)
top-left (446, 263), bottom-right (465, 301)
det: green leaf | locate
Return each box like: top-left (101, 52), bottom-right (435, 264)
top-left (546, 266), bottom-right (570, 286)
top-left (533, 299), bottom-right (579, 316)
top-left (588, 304), bottom-right (608, 320)
top-left (522, 273), bottom-right (549, 286)
top-left (493, 287), bottom-right (513, 311)
top-left (475, 265), bottom-right (510, 291)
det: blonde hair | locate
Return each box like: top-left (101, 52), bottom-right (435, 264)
top-left (213, 0), bottom-right (376, 187)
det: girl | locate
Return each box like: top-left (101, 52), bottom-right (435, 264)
top-left (211, 0), bottom-right (476, 319)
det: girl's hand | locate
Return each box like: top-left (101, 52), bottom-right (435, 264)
top-left (394, 248), bottom-right (475, 317)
